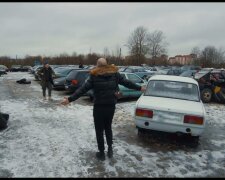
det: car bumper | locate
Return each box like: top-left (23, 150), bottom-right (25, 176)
top-left (134, 118), bottom-right (205, 136)
top-left (53, 84), bottom-right (65, 90)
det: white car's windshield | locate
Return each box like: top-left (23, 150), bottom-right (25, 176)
top-left (144, 80), bottom-right (200, 102)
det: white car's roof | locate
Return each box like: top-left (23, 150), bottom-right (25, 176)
top-left (149, 75), bottom-right (198, 85)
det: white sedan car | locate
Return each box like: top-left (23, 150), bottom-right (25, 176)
top-left (134, 75), bottom-right (206, 139)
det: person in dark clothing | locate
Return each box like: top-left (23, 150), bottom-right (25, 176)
top-left (61, 58), bottom-right (146, 161)
top-left (37, 62), bottom-right (56, 100)
top-left (79, 62), bottom-right (84, 68)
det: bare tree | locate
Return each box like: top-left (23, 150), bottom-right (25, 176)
top-left (191, 46), bottom-right (201, 58)
top-left (103, 47), bottom-right (110, 58)
top-left (126, 26), bottom-right (149, 65)
top-left (199, 46), bottom-right (225, 68)
top-left (191, 46), bottom-right (201, 66)
top-left (114, 45), bottom-right (122, 65)
top-left (147, 30), bottom-right (168, 65)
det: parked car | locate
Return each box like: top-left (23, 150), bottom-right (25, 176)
top-left (120, 66), bottom-right (154, 80)
top-left (53, 67), bottom-right (80, 90)
top-left (30, 65), bottom-right (42, 74)
top-left (0, 65), bottom-right (9, 72)
top-left (34, 66), bottom-right (43, 80)
top-left (21, 66), bottom-right (32, 72)
top-left (134, 75), bottom-right (206, 141)
top-left (194, 69), bottom-right (225, 103)
top-left (64, 69), bottom-right (90, 93)
top-left (179, 70), bottom-right (197, 78)
top-left (167, 68), bottom-right (182, 76)
top-left (180, 65), bottom-right (201, 73)
top-left (0, 67), bottom-right (7, 76)
top-left (10, 65), bottom-right (22, 72)
top-left (87, 72), bottom-right (147, 100)
top-left (53, 77), bottom-right (67, 90)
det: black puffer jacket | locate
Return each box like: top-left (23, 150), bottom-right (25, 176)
top-left (37, 66), bottom-right (55, 84)
top-left (68, 65), bottom-right (142, 105)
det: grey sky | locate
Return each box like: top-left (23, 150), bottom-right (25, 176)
top-left (0, 2), bottom-right (225, 59)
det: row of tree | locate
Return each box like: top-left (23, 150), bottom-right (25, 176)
top-left (191, 46), bottom-right (225, 68)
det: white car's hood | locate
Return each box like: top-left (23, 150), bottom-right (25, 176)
top-left (137, 95), bottom-right (205, 116)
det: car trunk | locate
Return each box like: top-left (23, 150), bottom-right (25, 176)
top-left (136, 96), bottom-right (204, 124)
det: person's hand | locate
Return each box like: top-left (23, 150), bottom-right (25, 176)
top-left (141, 86), bottom-right (146, 92)
top-left (61, 97), bottom-right (70, 106)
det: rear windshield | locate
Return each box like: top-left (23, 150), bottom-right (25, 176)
top-left (67, 70), bottom-right (89, 80)
top-left (144, 80), bottom-right (200, 102)
top-left (67, 70), bottom-right (79, 79)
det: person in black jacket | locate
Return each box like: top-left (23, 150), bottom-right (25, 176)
top-left (37, 62), bottom-right (56, 100)
top-left (61, 58), bottom-right (146, 161)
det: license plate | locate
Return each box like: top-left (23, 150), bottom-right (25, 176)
top-left (153, 110), bottom-right (183, 123)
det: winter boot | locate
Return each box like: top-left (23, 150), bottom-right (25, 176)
top-left (107, 146), bottom-right (113, 158)
top-left (96, 151), bottom-right (105, 161)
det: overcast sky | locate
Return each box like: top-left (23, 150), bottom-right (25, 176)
top-left (0, 2), bottom-right (225, 59)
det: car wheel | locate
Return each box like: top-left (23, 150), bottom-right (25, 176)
top-left (201, 88), bottom-right (212, 103)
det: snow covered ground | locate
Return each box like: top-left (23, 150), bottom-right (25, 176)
top-left (0, 72), bottom-right (225, 177)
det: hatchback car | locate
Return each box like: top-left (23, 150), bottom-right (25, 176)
top-left (64, 69), bottom-right (90, 93)
top-left (0, 67), bottom-right (7, 76)
top-left (134, 75), bottom-right (206, 140)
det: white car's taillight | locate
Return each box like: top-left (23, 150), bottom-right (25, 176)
top-left (136, 108), bottom-right (153, 118)
top-left (183, 115), bottom-right (204, 125)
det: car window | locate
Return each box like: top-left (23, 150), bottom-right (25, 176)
top-left (125, 68), bottom-right (133, 73)
top-left (194, 71), bottom-right (209, 79)
top-left (144, 80), bottom-right (200, 102)
top-left (67, 70), bottom-right (78, 79)
top-left (77, 71), bottom-right (89, 81)
top-left (180, 71), bottom-right (191, 77)
top-left (119, 67), bottom-right (126, 72)
top-left (119, 73), bottom-right (126, 79)
top-left (127, 74), bottom-right (143, 83)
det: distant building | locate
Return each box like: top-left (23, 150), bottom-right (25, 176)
top-left (168, 54), bottom-right (197, 65)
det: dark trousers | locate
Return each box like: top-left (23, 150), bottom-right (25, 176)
top-left (93, 105), bottom-right (115, 152)
top-left (41, 81), bottom-right (52, 97)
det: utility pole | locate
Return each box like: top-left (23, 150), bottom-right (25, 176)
top-left (119, 48), bottom-right (121, 65)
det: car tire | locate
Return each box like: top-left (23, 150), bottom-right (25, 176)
top-left (201, 88), bottom-right (212, 103)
